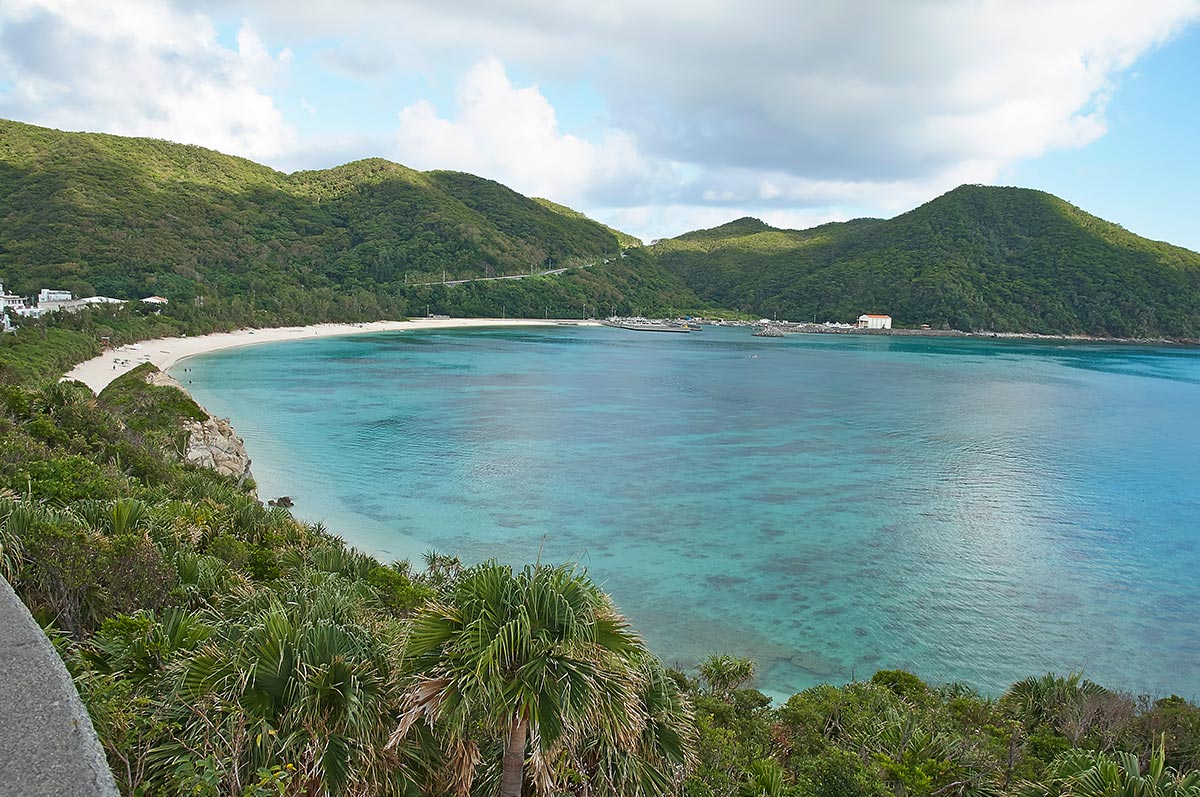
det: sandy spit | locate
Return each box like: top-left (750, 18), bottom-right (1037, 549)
top-left (65, 318), bottom-right (598, 394)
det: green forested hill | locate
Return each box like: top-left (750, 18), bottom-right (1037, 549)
top-left (532, 196), bottom-right (644, 249)
top-left (0, 119), bottom-right (692, 320)
top-left (654, 186), bottom-right (1200, 337)
top-left (6, 118), bottom-right (1199, 338)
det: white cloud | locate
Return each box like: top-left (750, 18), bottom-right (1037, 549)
top-left (392, 57), bottom-right (662, 203)
top-left (0, 0), bottom-right (296, 162)
top-left (3, 0), bottom-right (1199, 237)
top-left (220, 0), bottom-right (1200, 225)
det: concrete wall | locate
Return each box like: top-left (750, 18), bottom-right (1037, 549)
top-left (0, 576), bottom-right (119, 797)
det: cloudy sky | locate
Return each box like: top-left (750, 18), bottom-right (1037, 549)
top-left (1, 0), bottom-right (1198, 247)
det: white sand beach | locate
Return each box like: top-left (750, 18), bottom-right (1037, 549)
top-left (65, 317), bottom-right (598, 394)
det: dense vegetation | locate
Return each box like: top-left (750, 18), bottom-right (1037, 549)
top-left (0, 119), bottom-right (710, 323)
top-left (532, 197), bottom-right (644, 250)
top-left (1, 353), bottom-right (1198, 795)
top-left (653, 186), bottom-right (1200, 338)
top-left (8, 118), bottom-right (1199, 339)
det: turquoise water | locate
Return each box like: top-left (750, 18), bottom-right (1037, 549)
top-left (177, 327), bottom-right (1200, 699)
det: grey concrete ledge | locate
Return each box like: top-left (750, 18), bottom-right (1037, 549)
top-left (0, 576), bottom-right (119, 797)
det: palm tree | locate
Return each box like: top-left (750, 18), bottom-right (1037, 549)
top-left (1001, 673), bottom-right (1107, 732)
top-left (739, 759), bottom-right (786, 797)
top-left (564, 660), bottom-right (695, 797)
top-left (164, 577), bottom-right (409, 795)
top-left (391, 560), bottom-right (693, 797)
top-left (697, 653), bottom-right (757, 700)
top-left (1023, 737), bottom-right (1200, 796)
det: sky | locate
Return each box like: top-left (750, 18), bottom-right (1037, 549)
top-left (1, 0), bottom-right (1198, 248)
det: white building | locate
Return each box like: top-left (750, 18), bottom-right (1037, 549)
top-left (38, 289), bottom-right (73, 304)
top-left (0, 283), bottom-right (28, 331)
top-left (0, 283), bottom-right (25, 311)
top-left (141, 296), bottom-right (169, 305)
top-left (857, 314), bottom-right (893, 330)
top-left (39, 295), bottom-right (125, 314)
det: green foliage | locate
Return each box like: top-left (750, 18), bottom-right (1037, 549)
top-left (738, 758), bottom-right (787, 797)
top-left (1024, 742), bottom-right (1200, 796)
top-left (98, 364), bottom-right (206, 447)
top-left (533, 196), bottom-right (644, 249)
top-left (796, 747), bottom-right (888, 797)
top-left (654, 185), bottom-right (1200, 337)
top-left (872, 669), bottom-right (933, 704)
top-left (0, 118), bottom-right (715, 340)
top-left (366, 563), bottom-right (434, 612)
top-left (1123, 697), bottom-right (1200, 772)
top-left (0, 327), bottom-right (99, 385)
top-left (395, 559), bottom-right (696, 797)
top-left (699, 654), bottom-right (759, 699)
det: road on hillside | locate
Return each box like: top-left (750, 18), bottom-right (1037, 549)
top-left (408, 256), bottom-right (623, 287)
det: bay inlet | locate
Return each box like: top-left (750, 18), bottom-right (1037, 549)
top-left (176, 325), bottom-right (1200, 699)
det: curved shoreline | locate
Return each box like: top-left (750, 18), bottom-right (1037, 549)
top-left (64, 317), bottom-right (598, 394)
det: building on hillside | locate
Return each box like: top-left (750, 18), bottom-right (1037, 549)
top-left (0, 283), bottom-right (29, 331)
top-left (1, 283), bottom-right (28, 309)
top-left (39, 295), bottom-right (126, 314)
top-left (38, 289), bottom-right (73, 304)
top-left (856, 314), bottom-right (892, 330)
top-left (0, 284), bottom-right (51, 328)
top-left (141, 296), bottom-right (168, 315)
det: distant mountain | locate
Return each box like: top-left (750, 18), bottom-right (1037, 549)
top-left (654, 186), bottom-right (1200, 337)
top-left (0, 119), bottom-right (700, 320)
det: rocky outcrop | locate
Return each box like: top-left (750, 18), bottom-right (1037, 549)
top-left (145, 371), bottom-right (254, 488)
top-left (182, 414), bottom-right (253, 484)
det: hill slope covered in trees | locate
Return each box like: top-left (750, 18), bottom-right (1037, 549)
top-left (5, 119), bottom-right (1200, 338)
top-left (0, 119), bottom-right (704, 322)
top-left (654, 186), bottom-right (1200, 337)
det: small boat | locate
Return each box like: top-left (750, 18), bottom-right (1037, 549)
top-left (602, 319), bottom-right (691, 333)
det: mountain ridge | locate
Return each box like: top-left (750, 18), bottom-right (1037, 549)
top-left (654, 184), bottom-right (1200, 336)
top-left (0, 118), bottom-right (705, 323)
top-left (4, 118), bottom-right (1200, 337)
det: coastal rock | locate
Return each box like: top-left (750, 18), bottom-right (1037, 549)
top-left (143, 371), bottom-right (254, 489)
top-left (144, 369), bottom-right (182, 390)
top-left (182, 415), bottom-right (253, 483)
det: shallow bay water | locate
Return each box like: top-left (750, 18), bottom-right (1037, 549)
top-left (178, 326), bottom-right (1200, 699)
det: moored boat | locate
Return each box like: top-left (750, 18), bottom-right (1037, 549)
top-left (602, 318), bottom-right (692, 333)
